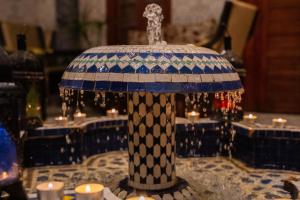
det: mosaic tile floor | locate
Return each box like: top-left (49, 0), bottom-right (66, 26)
top-left (22, 151), bottom-right (300, 200)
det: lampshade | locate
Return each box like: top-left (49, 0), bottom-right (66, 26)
top-left (59, 45), bottom-right (242, 93)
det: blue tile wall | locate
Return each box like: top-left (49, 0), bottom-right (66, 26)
top-left (24, 119), bottom-right (300, 171)
top-left (24, 119), bottom-right (221, 167)
top-left (232, 124), bottom-right (300, 171)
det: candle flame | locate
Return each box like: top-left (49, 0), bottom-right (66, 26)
top-left (48, 182), bottom-right (53, 189)
top-left (2, 172), bottom-right (8, 179)
top-left (139, 196), bottom-right (145, 200)
top-left (112, 108), bottom-right (116, 113)
top-left (85, 184), bottom-right (92, 193)
top-left (248, 114), bottom-right (253, 118)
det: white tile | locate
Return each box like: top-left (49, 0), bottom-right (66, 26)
top-left (155, 74), bottom-right (171, 82)
top-left (95, 73), bottom-right (109, 81)
top-left (139, 74), bottom-right (155, 82)
top-left (171, 74), bottom-right (188, 82)
top-left (109, 73), bottom-right (124, 82)
top-left (124, 74), bottom-right (139, 82)
top-left (200, 74), bottom-right (213, 82)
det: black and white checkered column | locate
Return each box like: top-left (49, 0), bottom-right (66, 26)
top-left (127, 92), bottom-right (176, 190)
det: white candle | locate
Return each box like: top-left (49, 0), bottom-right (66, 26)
top-left (106, 108), bottom-right (119, 118)
top-left (0, 171), bottom-right (8, 181)
top-left (127, 196), bottom-right (155, 200)
top-left (187, 111), bottom-right (200, 122)
top-left (54, 116), bottom-right (68, 126)
top-left (36, 181), bottom-right (64, 200)
top-left (75, 184), bottom-right (104, 200)
top-left (74, 111), bottom-right (87, 124)
top-left (272, 118), bottom-right (287, 128)
top-left (243, 113), bottom-right (257, 125)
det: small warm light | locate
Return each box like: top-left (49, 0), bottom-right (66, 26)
top-left (187, 111), bottom-right (200, 122)
top-left (272, 118), bottom-right (287, 128)
top-left (48, 182), bottom-right (54, 190)
top-left (127, 196), bottom-right (155, 200)
top-left (73, 110), bottom-right (87, 124)
top-left (107, 108), bottom-right (119, 118)
top-left (244, 113), bottom-right (256, 119)
top-left (85, 184), bottom-right (91, 193)
top-left (76, 112), bottom-right (82, 117)
top-left (1, 171), bottom-right (8, 179)
top-left (36, 181), bottom-right (64, 200)
top-left (191, 111), bottom-right (197, 116)
top-left (54, 116), bottom-right (68, 126)
top-left (75, 184), bottom-right (104, 200)
top-left (243, 113), bottom-right (257, 125)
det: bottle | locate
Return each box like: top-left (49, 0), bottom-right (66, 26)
top-left (0, 45), bottom-right (12, 82)
top-left (10, 34), bottom-right (46, 128)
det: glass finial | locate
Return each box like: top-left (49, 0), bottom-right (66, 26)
top-left (143, 3), bottom-right (166, 45)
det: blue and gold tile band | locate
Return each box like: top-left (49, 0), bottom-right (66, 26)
top-left (59, 45), bottom-right (243, 93)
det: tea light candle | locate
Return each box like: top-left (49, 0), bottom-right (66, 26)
top-left (54, 116), bottom-right (68, 126)
top-left (272, 118), bottom-right (287, 128)
top-left (243, 113), bottom-right (257, 125)
top-left (36, 181), bottom-right (64, 200)
top-left (187, 111), bottom-right (200, 122)
top-left (127, 196), bottom-right (155, 200)
top-left (0, 171), bottom-right (8, 181)
top-left (106, 108), bottom-right (119, 118)
top-left (75, 184), bottom-right (104, 200)
top-left (74, 111), bottom-right (87, 123)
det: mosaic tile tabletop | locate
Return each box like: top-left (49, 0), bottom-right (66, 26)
top-left (22, 151), bottom-right (299, 200)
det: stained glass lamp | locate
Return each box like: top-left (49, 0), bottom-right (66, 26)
top-left (59, 4), bottom-right (243, 190)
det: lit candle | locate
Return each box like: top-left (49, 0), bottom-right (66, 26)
top-left (0, 171), bottom-right (8, 181)
top-left (106, 108), bottom-right (119, 118)
top-left (272, 118), bottom-right (287, 128)
top-left (187, 111), bottom-right (200, 122)
top-left (54, 116), bottom-right (68, 126)
top-left (127, 196), bottom-right (155, 200)
top-left (36, 181), bottom-right (64, 200)
top-left (75, 184), bottom-right (104, 200)
top-left (74, 111), bottom-right (87, 124)
top-left (243, 113), bottom-right (257, 125)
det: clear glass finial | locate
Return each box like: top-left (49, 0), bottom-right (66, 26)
top-left (143, 3), bottom-right (166, 45)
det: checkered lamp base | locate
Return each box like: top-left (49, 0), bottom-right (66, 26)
top-left (127, 92), bottom-right (176, 190)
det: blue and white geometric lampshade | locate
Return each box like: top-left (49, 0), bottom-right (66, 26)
top-left (60, 45), bottom-right (242, 93)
